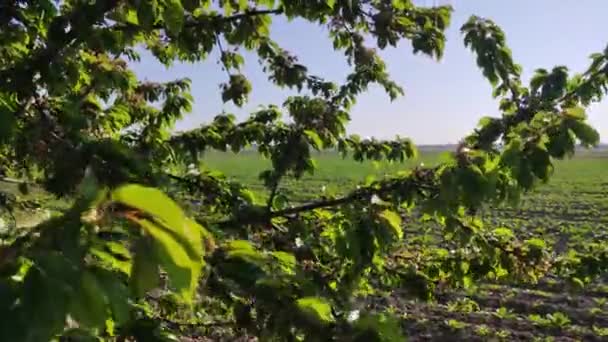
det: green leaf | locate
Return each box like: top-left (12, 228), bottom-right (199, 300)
top-left (563, 106), bottom-right (586, 120)
top-left (492, 227), bottom-right (515, 240)
top-left (135, 218), bottom-right (202, 302)
top-left (163, 0), bottom-right (185, 35)
top-left (131, 239), bottom-right (160, 297)
top-left (182, 0), bottom-right (200, 11)
top-left (112, 184), bottom-right (205, 268)
top-left (95, 269), bottom-right (131, 325)
top-left (295, 297), bottom-right (335, 325)
top-left (225, 240), bottom-right (267, 266)
top-left (218, 240), bottom-right (268, 287)
top-left (223, 0), bottom-right (234, 15)
top-left (0, 96), bottom-right (17, 143)
top-left (477, 116), bottom-right (494, 128)
top-left (570, 277), bottom-right (585, 290)
top-left (326, 0), bottom-right (336, 9)
top-left (352, 312), bottom-right (405, 342)
top-left (76, 167), bottom-right (104, 205)
top-left (91, 244), bottom-right (132, 275)
top-left (378, 209), bottom-right (403, 240)
top-left (21, 253), bottom-right (78, 342)
top-left (137, 0), bottom-right (158, 28)
top-left (112, 184), bottom-right (183, 227)
top-left (525, 238), bottom-right (546, 249)
top-left (569, 120), bottom-right (600, 147)
top-left (69, 271), bottom-right (108, 330)
top-left (304, 129), bottom-right (324, 150)
top-left (391, 0), bottom-right (408, 10)
top-left (270, 251), bottom-right (296, 275)
top-left (124, 9), bottom-right (140, 25)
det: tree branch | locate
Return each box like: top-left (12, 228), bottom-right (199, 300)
top-left (270, 191), bottom-right (365, 218)
top-left (217, 8), bottom-right (283, 24)
top-left (112, 8), bottom-right (284, 33)
top-left (208, 170), bottom-right (438, 227)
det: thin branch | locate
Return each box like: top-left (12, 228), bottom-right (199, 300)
top-left (216, 8), bottom-right (283, 24)
top-left (0, 176), bottom-right (35, 186)
top-left (270, 191), bottom-right (365, 218)
top-left (216, 34), bottom-right (234, 79)
top-left (210, 173), bottom-right (438, 227)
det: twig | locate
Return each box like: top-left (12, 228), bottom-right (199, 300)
top-left (270, 191), bottom-right (365, 217)
top-left (216, 35), bottom-right (235, 79)
top-left (216, 8), bottom-right (283, 24)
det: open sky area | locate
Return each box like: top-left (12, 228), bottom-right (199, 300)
top-left (130, 0), bottom-right (608, 145)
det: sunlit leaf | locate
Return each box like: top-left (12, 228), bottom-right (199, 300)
top-left (378, 209), bottom-right (403, 240)
top-left (352, 312), bottom-right (405, 341)
top-left (563, 106), bottom-right (586, 120)
top-left (304, 129), bottom-right (324, 150)
top-left (112, 184), bottom-right (183, 227)
top-left (295, 297), bottom-right (335, 325)
top-left (134, 218), bottom-right (202, 302)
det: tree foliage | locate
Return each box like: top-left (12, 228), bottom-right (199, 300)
top-left (0, 0), bottom-right (606, 340)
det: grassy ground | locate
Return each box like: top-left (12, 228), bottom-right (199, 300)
top-left (201, 148), bottom-right (608, 341)
top-left (0, 180), bottom-right (66, 230)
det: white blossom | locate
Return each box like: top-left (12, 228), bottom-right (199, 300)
top-left (186, 163), bottom-right (200, 176)
top-left (347, 310), bottom-right (360, 322)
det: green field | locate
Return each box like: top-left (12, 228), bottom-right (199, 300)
top-left (201, 148), bottom-right (608, 341)
top-left (3, 148), bottom-right (608, 340)
top-left (202, 149), bottom-right (447, 202)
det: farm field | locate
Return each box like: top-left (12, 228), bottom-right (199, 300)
top-left (199, 148), bottom-right (608, 341)
top-left (2, 148), bottom-right (607, 341)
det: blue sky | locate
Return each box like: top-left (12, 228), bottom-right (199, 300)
top-left (131, 0), bottom-right (608, 144)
